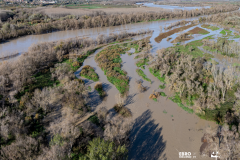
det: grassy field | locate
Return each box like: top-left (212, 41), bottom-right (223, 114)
top-left (136, 58), bottom-right (149, 69)
top-left (220, 29), bottom-right (232, 35)
top-left (168, 40), bottom-right (214, 60)
top-left (66, 4), bottom-right (136, 9)
top-left (201, 24), bottom-right (219, 31)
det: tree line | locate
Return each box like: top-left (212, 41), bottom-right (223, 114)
top-left (0, 4), bottom-right (238, 41)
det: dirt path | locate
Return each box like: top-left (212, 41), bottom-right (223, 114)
top-left (74, 112), bottom-right (96, 127)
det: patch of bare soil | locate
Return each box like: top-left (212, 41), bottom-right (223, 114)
top-left (154, 24), bottom-right (196, 43)
top-left (171, 27), bottom-right (209, 43)
top-left (187, 27), bottom-right (209, 35)
top-left (171, 33), bottom-right (193, 43)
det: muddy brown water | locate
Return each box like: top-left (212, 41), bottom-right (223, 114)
top-left (0, 15), bottom-right (215, 55)
top-left (74, 38), bottom-right (217, 160)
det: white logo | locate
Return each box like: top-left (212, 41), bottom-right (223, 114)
top-left (211, 151), bottom-right (220, 160)
top-left (179, 152), bottom-right (192, 158)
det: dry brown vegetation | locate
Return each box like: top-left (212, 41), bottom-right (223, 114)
top-left (136, 80), bottom-right (147, 93)
top-left (0, 30), bottom-right (150, 159)
top-left (80, 65), bottom-right (99, 81)
top-left (202, 37), bottom-right (240, 58)
top-left (0, 4), bottom-right (238, 41)
top-left (155, 23), bottom-right (197, 43)
top-left (149, 91), bottom-right (161, 100)
top-left (200, 12), bottom-right (240, 32)
top-left (200, 125), bottom-right (240, 159)
top-left (171, 32), bottom-right (193, 43)
top-left (187, 27), bottom-right (209, 35)
top-left (150, 43), bottom-right (240, 159)
top-left (113, 104), bottom-right (132, 118)
top-left (150, 46), bottom-right (240, 119)
top-left (113, 93), bottom-right (132, 118)
top-left (164, 20), bottom-right (191, 30)
top-left (171, 27), bottom-right (209, 43)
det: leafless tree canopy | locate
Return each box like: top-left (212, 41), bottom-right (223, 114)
top-left (0, 4), bottom-right (238, 41)
top-left (0, 30), bottom-right (148, 159)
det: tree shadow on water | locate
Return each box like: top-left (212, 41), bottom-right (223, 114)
top-left (128, 110), bottom-right (166, 160)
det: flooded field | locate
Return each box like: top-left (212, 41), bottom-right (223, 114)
top-left (74, 38), bottom-right (218, 159)
top-left (136, 3), bottom-right (211, 10)
top-left (72, 20), bottom-right (240, 159)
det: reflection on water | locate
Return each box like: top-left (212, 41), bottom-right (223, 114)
top-left (136, 3), bottom-right (210, 10)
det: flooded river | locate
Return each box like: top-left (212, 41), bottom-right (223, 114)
top-left (2, 8), bottom-right (240, 159)
top-left (0, 16), bottom-right (202, 55)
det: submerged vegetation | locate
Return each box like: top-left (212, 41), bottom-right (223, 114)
top-left (136, 69), bottom-right (151, 83)
top-left (150, 38), bottom-right (240, 135)
top-left (94, 82), bottom-right (106, 97)
top-left (95, 44), bottom-right (130, 94)
top-left (95, 37), bottom-right (151, 94)
top-left (201, 24), bottom-right (219, 31)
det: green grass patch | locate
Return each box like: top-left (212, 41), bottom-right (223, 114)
top-left (80, 65), bottom-right (99, 82)
top-left (15, 70), bottom-right (60, 100)
top-left (201, 24), bottom-right (219, 31)
top-left (149, 68), bottom-right (165, 83)
top-left (220, 29), bottom-right (232, 35)
top-left (88, 115), bottom-right (100, 126)
top-left (148, 18), bottom-right (166, 22)
top-left (159, 84), bottom-right (166, 89)
top-left (160, 92), bottom-right (167, 97)
top-left (136, 69), bottom-right (151, 83)
top-left (197, 85), bottom-right (238, 125)
top-left (134, 55), bottom-right (141, 59)
top-left (109, 41), bottom-right (120, 44)
top-left (170, 40), bottom-right (213, 60)
top-left (233, 33), bottom-right (240, 38)
top-left (95, 44), bottom-right (130, 94)
top-left (233, 63), bottom-right (240, 67)
top-left (203, 35), bottom-right (214, 39)
top-left (16, 48), bottom-right (101, 100)
top-left (163, 110), bottom-right (167, 114)
top-left (169, 93), bottom-right (194, 114)
top-left (136, 58), bottom-right (149, 68)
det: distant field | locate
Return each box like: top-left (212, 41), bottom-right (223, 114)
top-left (66, 4), bottom-right (136, 9)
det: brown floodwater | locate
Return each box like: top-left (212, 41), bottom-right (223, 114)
top-left (3, 13), bottom-right (239, 159)
top-left (74, 38), bottom-right (217, 160)
top-left (0, 15), bottom-right (209, 56)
